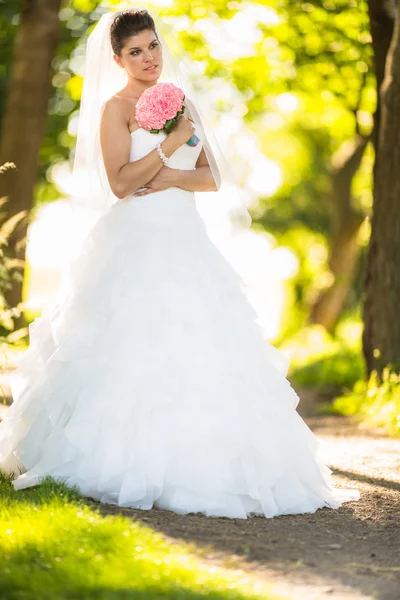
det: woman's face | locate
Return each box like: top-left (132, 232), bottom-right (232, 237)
top-left (114, 29), bottom-right (162, 81)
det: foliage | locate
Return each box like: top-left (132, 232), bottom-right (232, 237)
top-left (290, 346), bottom-right (364, 393)
top-left (0, 473), bottom-right (282, 600)
top-left (0, 1), bottom-right (115, 207)
top-left (287, 323), bottom-right (400, 437)
top-left (0, 1), bottom-right (18, 120)
top-left (331, 368), bottom-right (400, 437)
top-left (162, 0), bottom-right (376, 337)
top-left (273, 226), bottom-right (331, 341)
top-left (0, 163), bottom-right (29, 342)
top-left (285, 322), bottom-right (365, 393)
top-left (0, 0), bottom-right (378, 336)
top-left (248, 2), bottom-right (374, 334)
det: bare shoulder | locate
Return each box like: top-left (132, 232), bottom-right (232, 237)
top-left (99, 96), bottom-right (134, 197)
top-left (103, 94), bottom-right (139, 131)
top-left (102, 95), bottom-right (130, 121)
top-left (100, 96), bottom-right (131, 154)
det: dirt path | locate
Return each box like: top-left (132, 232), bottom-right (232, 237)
top-left (1, 377), bottom-right (399, 599)
top-left (87, 390), bottom-right (400, 600)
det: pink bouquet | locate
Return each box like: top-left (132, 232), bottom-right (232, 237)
top-left (135, 82), bottom-right (199, 146)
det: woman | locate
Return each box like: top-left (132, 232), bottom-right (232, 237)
top-left (0, 9), bottom-right (359, 518)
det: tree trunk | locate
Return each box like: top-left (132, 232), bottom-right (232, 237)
top-left (0, 0), bottom-right (62, 329)
top-left (363, 3), bottom-right (400, 375)
top-left (366, 0), bottom-right (396, 153)
top-left (310, 135), bottom-right (368, 331)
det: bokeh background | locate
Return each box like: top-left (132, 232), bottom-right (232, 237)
top-left (0, 0), bottom-right (399, 435)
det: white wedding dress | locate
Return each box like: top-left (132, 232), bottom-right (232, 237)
top-left (0, 120), bottom-right (359, 518)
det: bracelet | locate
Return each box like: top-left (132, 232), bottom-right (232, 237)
top-left (156, 142), bottom-right (169, 166)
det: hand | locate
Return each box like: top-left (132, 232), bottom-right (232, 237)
top-left (132, 166), bottom-right (177, 196)
top-left (169, 114), bottom-right (195, 146)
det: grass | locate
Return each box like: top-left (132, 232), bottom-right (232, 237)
top-left (0, 473), bottom-right (283, 600)
top-left (281, 323), bottom-right (400, 436)
top-left (283, 323), bottom-right (365, 394)
top-left (290, 345), bottom-right (364, 393)
top-left (329, 368), bottom-right (400, 437)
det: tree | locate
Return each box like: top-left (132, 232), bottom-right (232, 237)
top-left (243, 1), bottom-right (375, 334)
top-left (0, 0), bottom-right (377, 338)
top-left (363, 1), bottom-right (400, 375)
top-left (310, 134), bottom-right (368, 331)
top-left (0, 0), bottom-right (62, 329)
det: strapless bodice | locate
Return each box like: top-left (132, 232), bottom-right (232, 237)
top-left (129, 121), bottom-right (204, 170)
top-left (117, 120), bottom-right (205, 214)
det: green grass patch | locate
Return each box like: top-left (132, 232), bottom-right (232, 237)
top-left (0, 473), bottom-right (283, 600)
top-left (284, 323), bottom-right (365, 393)
top-left (331, 368), bottom-right (400, 437)
top-left (280, 323), bottom-right (400, 435)
top-left (290, 346), bottom-right (364, 392)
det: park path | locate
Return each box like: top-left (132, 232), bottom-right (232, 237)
top-left (90, 390), bottom-right (400, 600)
top-left (1, 375), bottom-right (399, 599)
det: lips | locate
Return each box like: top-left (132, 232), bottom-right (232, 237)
top-left (145, 65), bottom-right (157, 71)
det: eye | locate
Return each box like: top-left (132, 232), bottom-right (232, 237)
top-left (130, 43), bottom-right (158, 56)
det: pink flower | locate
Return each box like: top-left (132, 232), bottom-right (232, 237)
top-left (135, 83), bottom-right (185, 131)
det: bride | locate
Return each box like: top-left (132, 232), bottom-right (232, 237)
top-left (0, 8), bottom-right (359, 518)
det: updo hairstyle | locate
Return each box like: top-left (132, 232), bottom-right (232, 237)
top-left (110, 9), bottom-right (158, 56)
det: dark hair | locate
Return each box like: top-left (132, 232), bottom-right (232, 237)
top-left (110, 9), bottom-right (158, 56)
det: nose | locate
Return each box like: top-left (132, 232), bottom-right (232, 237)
top-left (144, 50), bottom-right (154, 62)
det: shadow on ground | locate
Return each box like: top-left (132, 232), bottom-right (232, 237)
top-left (86, 393), bottom-right (400, 600)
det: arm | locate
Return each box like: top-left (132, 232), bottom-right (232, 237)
top-left (174, 147), bottom-right (218, 192)
top-left (133, 147), bottom-right (218, 197)
top-left (178, 95), bottom-right (219, 192)
top-left (99, 98), bottom-right (183, 200)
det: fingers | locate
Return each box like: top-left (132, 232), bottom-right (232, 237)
top-left (133, 187), bottom-right (148, 196)
top-left (133, 187), bottom-right (156, 196)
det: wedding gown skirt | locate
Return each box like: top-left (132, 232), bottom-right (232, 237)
top-left (0, 121), bottom-right (359, 518)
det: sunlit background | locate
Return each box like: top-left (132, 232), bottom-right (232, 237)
top-left (19, 0), bottom-right (374, 355)
top-left (2, 0), bottom-right (399, 447)
top-left (24, 0), bottom-right (304, 341)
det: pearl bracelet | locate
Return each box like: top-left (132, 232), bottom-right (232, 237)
top-left (156, 142), bottom-right (169, 166)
